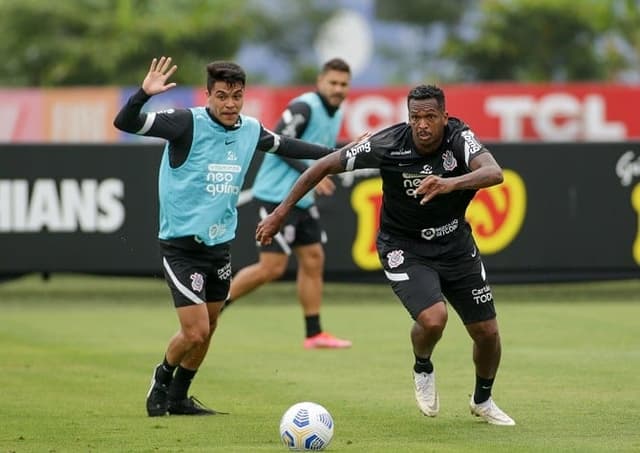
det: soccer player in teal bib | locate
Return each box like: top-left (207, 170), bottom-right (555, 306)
top-left (225, 59), bottom-right (352, 350)
top-left (114, 57), bottom-right (351, 417)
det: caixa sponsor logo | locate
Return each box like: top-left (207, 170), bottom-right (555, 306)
top-left (0, 178), bottom-right (124, 233)
top-left (420, 219), bottom-right (458, 240)
top-left (472, 285), bottom-right (493, 304)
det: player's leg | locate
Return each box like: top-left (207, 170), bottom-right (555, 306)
top-left (147, 239), bottom-right (229, 416)
top-left (377, 233), bottom-right (445, 416)
top-left (443, 252), bottom-right (515, 426)
top-left (227, 251), bottom-right (288, 301)
top-left (294, 243), bottom-right (351, 349)
top-left (293, 207), bottom-right (350, 349)
top-left (166, 301), bottom-right (225, 415)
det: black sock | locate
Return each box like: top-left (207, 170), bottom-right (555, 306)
top-left (474, 375), bottom-right (495, 404)
top-left (413, 355), bottom-right (433, 374)
top-left (305, 314), bottom-right (322, 338)
top-left (155, 357), bottom-right (177, 385)
top-left (168, 366), bottom-right (197, 401)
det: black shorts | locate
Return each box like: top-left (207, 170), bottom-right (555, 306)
top-left (376, 230), bottom-right (496, 324)
top-left (256, 200), bottom-right (325, 255)
top-left (158, 237), bottom-right (232, 307)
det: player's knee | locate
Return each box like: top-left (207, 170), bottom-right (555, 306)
top-left (470, 322), bottom-right (500, 345)
top-left (260, 262), bottom-right (286, 281)
top-left (416, 303), bottom-right (447, 332)
top-left (183, 325), bottom-right (210, 346)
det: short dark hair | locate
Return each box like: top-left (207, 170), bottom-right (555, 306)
top-left (407, 84), bottom-right (445, 111)
top-left (321, 58), bottom-right (351, 75)
top-left (206, 61), bottom-right (246, 92)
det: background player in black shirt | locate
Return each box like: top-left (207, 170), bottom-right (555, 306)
top-left (256, 85), bottom-right (516, 426)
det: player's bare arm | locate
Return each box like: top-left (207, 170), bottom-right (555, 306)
top-left (142, 56), bottom-right (178, 96)
top-left (416, 152), bottom-right (503, 205)
top-left (256, 152), bottom-right (343, 245)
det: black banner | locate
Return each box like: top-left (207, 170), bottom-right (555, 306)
top-left (2, 143), bottom-right (640, 282)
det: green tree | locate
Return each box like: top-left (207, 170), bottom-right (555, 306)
top-left (0, 0), bottom-right (270, 86)
top-left (443, 0), bottom-right (638, 82)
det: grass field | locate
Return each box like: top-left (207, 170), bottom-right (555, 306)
top-left (1, 274), bottom-right (640, 452)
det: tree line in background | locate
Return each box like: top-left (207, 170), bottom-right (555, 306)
top-left (0, 0), bottom-right (638, 87)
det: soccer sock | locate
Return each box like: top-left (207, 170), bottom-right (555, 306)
top-left (413, 355), bottom-right (434, 374)
top-left (168, 366), bottom-right (197, 401)
top-left (473, 375), bottom-right (495, 404)
top-left (305, 314), bottom-right (322, 338)
top-left (155, 357), bottom-right (177, 385)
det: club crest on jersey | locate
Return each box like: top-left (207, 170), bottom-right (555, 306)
top-left (190, 272), bottom-right (204, 292)
top-left (386, 249), bottom-right (405, 268)
top-left (442, 150), bottom-right (457, 171)
top-left (461, 130), bottom-right (482, 154)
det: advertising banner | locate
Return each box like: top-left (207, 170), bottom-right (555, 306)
top-left (1, 83), bottom-right (640, 143)
top-left (1, 143), bottom-right (639, 282)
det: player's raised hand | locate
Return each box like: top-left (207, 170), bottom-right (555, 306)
top-left (142, 57), bottom-right (178, 96)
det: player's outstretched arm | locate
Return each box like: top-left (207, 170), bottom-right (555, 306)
top-left (142, 56), bottom-right (178, 96)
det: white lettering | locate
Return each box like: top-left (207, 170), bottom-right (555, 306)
top-left (616, 151), bottom-right (640, 187)
top-left (485, 94), bottom-right (626, 141)
top-left (97, 179), bottom-right (125, 232)
top-left (0, 178), bottom-right (125, 232)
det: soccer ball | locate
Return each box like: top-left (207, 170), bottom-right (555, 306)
top-left (279, 402), bottom-right (334, 451)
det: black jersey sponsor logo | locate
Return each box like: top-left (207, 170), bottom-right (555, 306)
top-left (390, 149), bottom-right (412, 156)
top-left (345, 141), bottom-right (371, 158)
top-left (420, 164), bottom-right (433, 174)
top-left (420, 218), bottom-right (458, 241)
top-left (461, 130), bottom-right (482, 154)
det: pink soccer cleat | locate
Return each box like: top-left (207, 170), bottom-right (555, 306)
top-left (303, 332), bottom-right (352, 349)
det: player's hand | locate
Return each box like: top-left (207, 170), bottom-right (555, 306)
top-left (256, 209), bottom-right (286, 245)
top-left (415, 175), bottom-right (455, 205)
top-left (314, 176), bottom-right (335, 196)
top-left (142, 57), bottom-right (178, 96)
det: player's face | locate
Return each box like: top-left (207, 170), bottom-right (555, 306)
top-left (317, 70), bottom-right (351, 108)
top-left (408, 98), bottom-right (448, 153)
top-left (207, 81), bottom-right (244, 127)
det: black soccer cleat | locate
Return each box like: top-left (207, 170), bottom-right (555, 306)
top-left (167, 396), bottom-right (226, 416)
top-left (146, 366), bottom-right (170, 417)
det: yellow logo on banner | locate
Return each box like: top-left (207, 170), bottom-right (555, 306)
top-left (466, 169), bottom-right (527, 254)
top-left (350, 170), bottom-right (527, 270)
top-left (632, 183), bottom-right (640, 264)
top-left (351, 178), bottom-right (383, 270)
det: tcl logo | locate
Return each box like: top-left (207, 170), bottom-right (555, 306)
top-left (485, 94), bottom-right (626, 141)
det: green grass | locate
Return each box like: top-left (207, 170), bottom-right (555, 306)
top-left (1, 274), bottom-right (640, 452)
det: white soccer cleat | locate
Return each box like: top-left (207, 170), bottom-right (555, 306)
top-left (469, 396), bottom-right (516, 426)
top-left (413, 371), bottom-right (439, 416)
